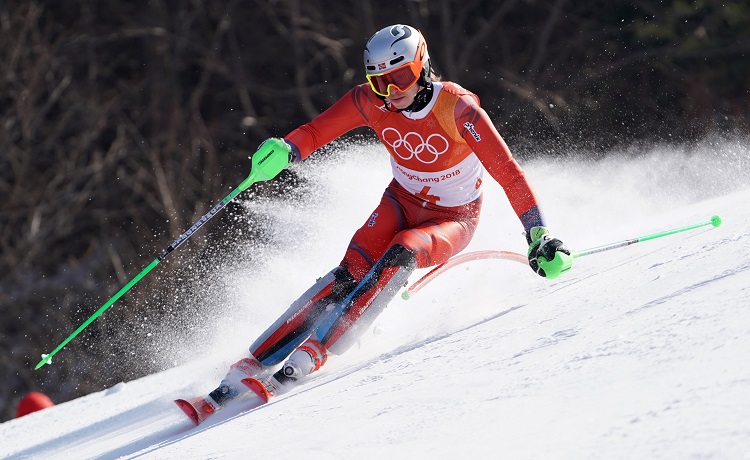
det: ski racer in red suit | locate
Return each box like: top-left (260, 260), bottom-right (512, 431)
top-left (208, 24), bottom-right (571, 406)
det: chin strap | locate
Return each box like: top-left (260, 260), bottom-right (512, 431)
top-left (401, 81), bottom-right (433, 113)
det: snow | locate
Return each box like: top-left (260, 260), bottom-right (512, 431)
top-left (3, 139), bottom-right (750, 459)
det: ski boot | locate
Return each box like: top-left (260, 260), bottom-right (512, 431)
top-left (175, 356), bottom-right (265, 425)
top-left (209, 356), bottom-right (265, 406)
top-left (243, 338), bottom-right (327, 403)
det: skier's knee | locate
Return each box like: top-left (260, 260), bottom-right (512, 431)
top-left (381, 244), bottom-right (417, 270)
top-left (331, 266), bottom-right (357, 300)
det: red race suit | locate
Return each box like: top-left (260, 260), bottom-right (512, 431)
top-left (285, 81), bottom-right (543, 279)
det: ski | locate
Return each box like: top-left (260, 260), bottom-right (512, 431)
top-left (174, 378), bottom-right (287, 425)
top-left (174, 360), bottom-right (300, 425)
top-left (241, 377), bottom-right (286, 404)
top-left (174, 380), bottom-right (280, 426)
top-left (174, 396), bottom-right (220, 426)
top-left (174, 357), bottom-right (269, 425)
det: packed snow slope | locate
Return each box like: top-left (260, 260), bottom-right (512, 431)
top-left (2, 139), bottom-right (750, 459)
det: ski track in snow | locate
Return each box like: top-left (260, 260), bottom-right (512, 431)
top-left (2, 142), bottom-right (750, 459)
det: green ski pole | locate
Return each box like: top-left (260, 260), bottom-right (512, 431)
top-left (536, 215), bottom-right (723, 278)
top-left (573, 215), bottom-right (722, 258)
top-left (35, 138), bottom-right (291, 370)
top-left (535, 215), bottom-right (722, 278)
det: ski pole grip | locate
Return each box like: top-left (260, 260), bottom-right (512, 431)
top-left (239, 138), bottom-right (291, 191)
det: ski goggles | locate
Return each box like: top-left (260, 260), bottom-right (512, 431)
top-left (366, 61), bottom-right (422, 97)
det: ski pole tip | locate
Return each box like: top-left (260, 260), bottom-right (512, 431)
top-left (35, 354), bottom-right (52, 370)
top-left (401, 291), bottom-right (411, 300)
top-left (710, 215), bottom-right (722, 228)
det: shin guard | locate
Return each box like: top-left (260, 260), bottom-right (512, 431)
top-left (249, 266), bottom-right (355, 366)
top-left (316, 245), bottom-right (417, 354)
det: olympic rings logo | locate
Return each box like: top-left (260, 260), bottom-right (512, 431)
top-left (381, 128), bottom-right (449, 164)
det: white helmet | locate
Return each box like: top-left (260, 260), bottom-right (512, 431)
top-left (363, 24), bottom-right (431, 97)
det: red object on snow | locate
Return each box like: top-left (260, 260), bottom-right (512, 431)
top-left (16, 392), bottom-right (54, 418)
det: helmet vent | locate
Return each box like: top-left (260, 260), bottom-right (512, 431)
top-left (366, 65), bottom-right (377, 71)
top-left (389, 56), bottom-right (404, 65)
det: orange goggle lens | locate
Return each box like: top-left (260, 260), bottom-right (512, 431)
top-left (366, 62), bottom-right (421, 97)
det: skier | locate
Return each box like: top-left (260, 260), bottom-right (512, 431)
top-left (177, 24), bottom-right (571, 420)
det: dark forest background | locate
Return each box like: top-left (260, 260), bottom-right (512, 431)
top-left (1, 0), bottom-right (748, 422)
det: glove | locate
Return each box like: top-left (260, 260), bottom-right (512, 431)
top-left (526, 226), bottom-right (573, 279)
top-left (254, 137), bottom-right (295, 164)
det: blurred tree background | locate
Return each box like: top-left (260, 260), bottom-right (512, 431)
top-left (1, 0), bottom-right (748, 421)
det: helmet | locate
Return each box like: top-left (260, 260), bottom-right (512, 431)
top-left (364, 24), bottom-right (430, 97)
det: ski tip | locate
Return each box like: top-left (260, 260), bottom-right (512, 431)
top-left (241, 378), bottom-right (272, 403)
top-left (174, 399), bottom-right (201, 426)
